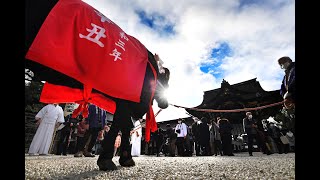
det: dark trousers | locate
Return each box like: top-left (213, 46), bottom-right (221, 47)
top-left (99, 100), bottom-right (133, 160)
top-left (247, 133), bottom-right (270, 155)
top-left (76, 127), bottom-right (100, 153)
top-left (167, 138), bottom-right (176, 156)
top-left (272, 137), bottom-right (285, 154)
top-left (194, 139), bottom-right (201, 156)
top-left (221, 133), bottom-right (233, 155)
top-left (176, 137), bottom-right (185, 156)
top-left (283, 143), bottom-right (290, 153)
top-left (214, 140), bottom-right (223, 155)
top-left (184, 137), bottom-right (193, 156)
top-left (156, 138), bottom-right (164, 156)
top-left (247, 134), bottom-right (257, 155)
top-left (75, 136), bottom-right (85, 152)
top-left (200, 141), bottom-right (210, 156)
top-left (85, 127), bottom-right (100, 153)
top-left (146, 139), bottom-right (156, 155)
top-left (56, 129), bottom-right (71, 155)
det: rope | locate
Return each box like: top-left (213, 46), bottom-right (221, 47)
top-left (169, 101), bottom-right (284, 113)
top-left (130, 100), bottom-right (284, 134)
top-left (130, 109), bottom-right (162, 134)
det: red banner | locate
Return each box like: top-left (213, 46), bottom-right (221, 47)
top-left (40, 82), bottom-right (116, 115)
top-left (25, 0), bottom-right (148, 103)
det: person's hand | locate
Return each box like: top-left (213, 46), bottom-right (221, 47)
top-left (114, 135), bottom-right (121, 148)
top-left (154, 53), bottom-right (159, 61)
top-left (283, 92), bottom-right (291, 99)
top-left (105, 126), bottom-right (110, 132)
top-left (36, 119), bottom-right (42, 126)
top-left (70, 123), bottom-right (73, 127)
top-left (284, 98), bottom-right (295, 109)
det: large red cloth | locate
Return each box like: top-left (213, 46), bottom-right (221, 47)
top-left (40, 82), bottom-right (116, 117)
top-left (25, 0), bottom-right (148, 103)
top-left (143, 64), bottom-right (158, 142)
top-left (145, 106), bottom-right (158, 142)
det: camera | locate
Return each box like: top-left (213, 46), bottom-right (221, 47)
top-left (175, 129), bottom-right (181, 134)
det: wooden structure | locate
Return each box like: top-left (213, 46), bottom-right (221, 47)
top-left (186, 78), bottom-right (283, 125)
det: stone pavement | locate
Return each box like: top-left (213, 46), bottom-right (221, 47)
top-left (25, 152), bottom-right (295, 179)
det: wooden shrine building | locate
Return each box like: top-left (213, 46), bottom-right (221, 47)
top-left (186, 78), bottom-right (283, 125)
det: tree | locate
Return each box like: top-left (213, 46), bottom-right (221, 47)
top-left (25, 68), bottom-right (45, 113)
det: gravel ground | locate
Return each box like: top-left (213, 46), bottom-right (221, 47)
top-left (25, 152), bottom-right (295, 180)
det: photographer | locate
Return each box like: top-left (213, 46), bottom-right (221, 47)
top-left (243, 112), bottom-right (271, 156)
top-left (74, 104), bottom-right (106, 157)
top-left (174, 119), bottom-right (188, 156)
top-left (164, 124), bottom-right (176, 157)
top-left (74, 116), bottom-right (89, 155)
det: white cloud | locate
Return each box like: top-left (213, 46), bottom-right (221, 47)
top-left (83, 0), bottom-right (295, 122)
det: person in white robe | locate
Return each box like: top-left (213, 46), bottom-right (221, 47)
top-left (28, 103), bottom-right (65, 155)
top-left (131, 119), bottom-right (142, 157)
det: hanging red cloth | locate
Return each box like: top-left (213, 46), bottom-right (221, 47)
top-left (40, 82), bottom-right (116, 117)
top-left (26, 0), bottom-right (148, 103)
top-left (144, 61), bottom-right (158, 142)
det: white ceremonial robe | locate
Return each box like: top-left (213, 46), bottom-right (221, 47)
top-left (131, 120), bottom-right (142, 156)
top-left (28, 104), bottom-right (65, 155)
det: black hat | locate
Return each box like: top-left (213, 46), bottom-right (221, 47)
top-left (201, 117), bottom-right (208, 123)
top-left (278, 56), bottom-right (292, 64)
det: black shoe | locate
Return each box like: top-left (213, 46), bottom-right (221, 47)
top-left (249, 154), bottom-right (253, 156)
top-left (119, 151), bottom-right (135, 167)
top-left (97, 159), bottom-right (118, 171)
top-left (83, 151), bottom-right (95, 157)
top-left (119, 158), bottom-right (135, 167)
top-left (74, 151), bottom-right (83, 157)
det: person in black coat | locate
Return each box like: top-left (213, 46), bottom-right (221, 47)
top-left (55, 114), bottom-right (78, 155)
top-left (218, 118), bottom-right (234, 156)
top-left (164, 124), bottom-right (176, 157)
top-left (191, 117), bottom-right (201, 156)
top-left (154, 127), bottom-right (165, 157)
top-left (243, 112), bottom-right (271, 156)
top-left (198, 117), bottom-right (210, 156)
top-left (278, 56), bottom-right (295, 109)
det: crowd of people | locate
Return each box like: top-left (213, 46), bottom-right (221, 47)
top-left (26, 55), bottom-right (295, 172)
top-left (130, 113), bottom-right (295, 158)
top-left (27, 107), bottom-right (295, 158)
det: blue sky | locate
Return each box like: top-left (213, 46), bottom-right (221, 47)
top-left (136, 10), bottom-right (176, 36)
top-left (84, 0), bottom-right (295, 122)
top-left (200, 42), bottom-right (232, 80)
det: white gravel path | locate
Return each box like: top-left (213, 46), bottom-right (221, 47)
top-left (25, 152), bottom-right (295, 180)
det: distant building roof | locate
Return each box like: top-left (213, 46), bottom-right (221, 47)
top-left (187, 78), bottom-right (283, 123)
